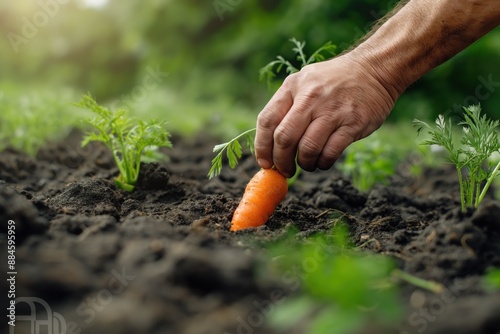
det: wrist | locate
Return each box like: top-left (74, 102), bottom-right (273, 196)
top-left (348, 48), bottom-right (409, 101)
top-left (346, 0), bottom-right (500, 101)
top-left (329, 52), bottom-right (399, 113)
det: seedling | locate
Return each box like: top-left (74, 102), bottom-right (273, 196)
top-left (337, 137), bottom-right (399, 191)
top-left (0, 86), bottom-right (81, 156)
top-left (208, 38), bottom-right (336, 180)
top-left (414, 105), bottom-right (500, 211)
top-left (337, 124), bottom-right (428, 191)
top-left (266, 223), bottom-right (402, 334)
top-left (76, 94), bottom-right (172, 192)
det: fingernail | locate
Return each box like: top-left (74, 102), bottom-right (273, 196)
top-left (257, 158), bottom-right (272, 169)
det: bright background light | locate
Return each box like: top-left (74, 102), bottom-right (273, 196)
top-left (81, 0), bottom-right (109, 9)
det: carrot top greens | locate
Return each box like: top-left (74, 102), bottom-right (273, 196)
top-left (76, 94), bottom-right (172, 192)
top-left (0, 86), bottom-right (81, 156)
top-left (414, 104), bottom-right (500, 212)
top-left (259, 38), bottom-right (336, 88)
top-left (208, 128), bottom-right (255, 180)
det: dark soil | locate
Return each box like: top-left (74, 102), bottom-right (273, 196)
top-left (1, 130), bottom-right (500, 334)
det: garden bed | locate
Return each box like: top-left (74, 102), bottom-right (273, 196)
top-left (1, 130), bottom-right (500, 334)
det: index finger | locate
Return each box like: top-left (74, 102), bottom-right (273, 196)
top-left (255, 87), bottom-right (293, 169)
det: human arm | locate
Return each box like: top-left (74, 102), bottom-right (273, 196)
top-left (254, 0), bottom-right (500, 178)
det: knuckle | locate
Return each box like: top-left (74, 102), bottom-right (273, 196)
top-left (285, 69), bottom-right (324, 104)
top-left (253, 143), bottom-right (266, 156)
top-left (319, 130), bottom-right (353, 168)
top-left (299, 137), bottom-right (322, 159)
top-left (321, 147), bottom-right (342, 164)
top-left (317, 146), bottom-right (343, 170)
top-left (282, 72), bottom-right (298, 87)
top-left (300, 88), bottom-right (322, 105)
top-left (257, 111), bottom-right (276, 129)
top-left (274, 125), bottom-right (296, 149)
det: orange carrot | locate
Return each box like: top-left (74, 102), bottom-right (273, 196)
top-left (230, 168), bottom-right (288, 231)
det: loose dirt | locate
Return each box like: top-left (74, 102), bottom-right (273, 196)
top-left (1, 130), bottom-right (499, 334)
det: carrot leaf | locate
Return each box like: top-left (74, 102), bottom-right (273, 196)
top-left (208, 128), bottom-right (256, 179)
top-left (76, 94), bottom-right (172, 191)
top-left (414, 104), bottom-right (500, 211)
top-left (259, 38), bottom-right (336, 88)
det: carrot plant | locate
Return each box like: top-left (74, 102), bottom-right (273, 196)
top-left (265, 221), bottom-right (444, 333)
top-left (0, 85), bottom-right (81, 156)
top-left (259, 38), bottom-right (337, 89)
top-left (337, 124), bottom-right (426, 191)
top-left (414, 105), bottom-right (500, 212)
top-left (76, 94), bottom-right (172, 192)
top-left (266, 223), bottom-right (402, 334)
top-left (208, 38), bottom-right (336, 181)
top-left (338, 137), bottom-right (399, 191)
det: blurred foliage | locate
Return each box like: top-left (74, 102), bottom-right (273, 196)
top-left (0, 83), bottom-right (83, 156)
top-left (484, 267), bottom-right (500, 290)
top-left (0, 0), bottom-right (499, 142)
top-left (338, 127), bottom-right (409, 191)
top-left (337, 123), bottom-right (437, 191)
top-left (264, 223), bottom-right (402, 334)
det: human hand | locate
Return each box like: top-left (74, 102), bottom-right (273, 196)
top-left (254, 53), bottom-right (399, 178)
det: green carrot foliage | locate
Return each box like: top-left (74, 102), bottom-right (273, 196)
top-left (0, 86), bottom-right (81, 156)
top-left (414, 105), bottom-right (500, 211)
top-left (266, 223), bottom-right (402, 334)
top-left (76, 94), bottom-right (172, 192)
top-left (259, 38), bottom-right (336, 88)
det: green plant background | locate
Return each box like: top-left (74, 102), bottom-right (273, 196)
top-left (1, 1), bottom-right (499, 132)
top-left (2, 3), bottom-right (499, 331)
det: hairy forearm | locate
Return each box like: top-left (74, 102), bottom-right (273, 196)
top-left (351, 0), bottom-right (500, 98)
